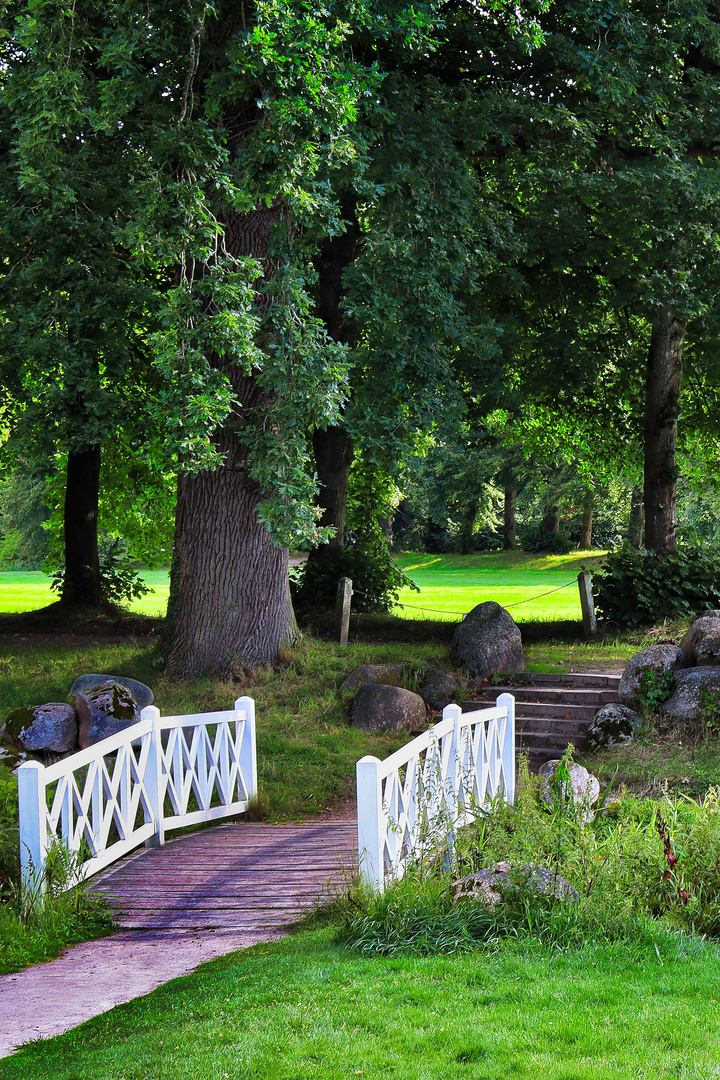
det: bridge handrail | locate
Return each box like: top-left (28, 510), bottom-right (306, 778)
top-left (356, 694), bottom-right (515, 891)
top-left (17, 696), bottom-right (257, 893)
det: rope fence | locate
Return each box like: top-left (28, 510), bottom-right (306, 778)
top-left (350, 580), bottom-right (578, 620)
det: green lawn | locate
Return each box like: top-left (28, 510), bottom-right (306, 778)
top-left (0, 569), bottom-right (170, 616)
top-left (395, 551), bottom-right (606, 623)
top-left (6, 929), bottom-right (720, 1079)
top-left (0, 551), bottom-right (606, 623)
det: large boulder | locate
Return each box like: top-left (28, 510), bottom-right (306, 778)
top-left (2, 703), bottom-right (78, 753)
top-left (585, 703), bottom-right (643, 751)
top-left (660, 667), bottom-right (720, 725)
top-left (451, 602), bottom-right (524, 679)
top-left (340, 663), bottom-right (407, 694)
top-left (71, 681), bottom-right (141, 748)
top-left (680, 613), bottom-right (720, 667)
top-left (538, 759), bottom-right (600, 823)
top-left (618, 644), bottom-right (686, 709)
top-left (69, 673), bottom-right (154, 710)
top-left (453, 861), bottom-right (579, 907)
top-left (418, 668), bottom-right (466, 711)
top-left (351, 683), bottom-right (426, 733)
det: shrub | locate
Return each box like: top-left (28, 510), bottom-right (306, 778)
top-left (291, 527), bottom-right (418, 614)
top-left (593, 545), bottom-right (720, 625)
top-left (519, 525), bottom-right (572, 555)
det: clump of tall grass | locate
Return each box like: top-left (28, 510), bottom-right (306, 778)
top-left (0, 764), bottom-right (114, 974)
top-left (337, 754), bottom-right (720, 957)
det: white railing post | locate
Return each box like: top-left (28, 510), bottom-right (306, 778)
top-left (356, 755), bottom-right (383, 892)
top-left (18, 760), bottom-right (47, 896)
top-left (443, 703), bottom-right (462, 818)
top-left (236, 696), bottom-right (257, 802)
top-left (142, 705), bottom-right (164, 848)
top-left (496, 692), bottom-right (516, 805)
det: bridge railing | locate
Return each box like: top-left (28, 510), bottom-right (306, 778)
top-left (356, 694), bottom-right (515, 891)
top-left (17, 696), bottom-right (257, 893)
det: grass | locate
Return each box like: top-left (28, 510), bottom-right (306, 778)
top-left (0, 551), bottom-right (607, 623)
top-left (5, 928), bottom-right (720, 1078)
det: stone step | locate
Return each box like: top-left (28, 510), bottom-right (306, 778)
top-left (516, 745), bottom-right (570, 769)
top-left (516, 730), bottom-right (587, 751)
top-left (516, 701), bottom-right (598, 721)
top-left (463, 686), bottom-right (618, 707)
top-left (527, 672), bottom-right (621, 688)
top-left (516, 715), bottom-right (589, 736)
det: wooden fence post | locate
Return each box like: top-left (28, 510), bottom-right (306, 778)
top-left (577, 570), bottom-right (597, 639)
top-left (335, 576), bottom-right (352, 646)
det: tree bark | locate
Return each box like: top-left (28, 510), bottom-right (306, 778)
top-left (579, 488), bottom-right (593, 550)
top-left (628, 484), bottom-right (644, 548)
top-left (306, 193), bottom-right (360, 568)
top-left (61, 445), bottom-right (103, 607)
top-left (643, 307), bottom-right (685, 555)
top-left (460, 499), bottom-right (479, 554)
top-left (163, 202), bottom-right (299, 677)
top-left (308, 425), bottom-right (354, 567)
top-left (503, 487), bottom-right (518, 549)
top-left (541, 503), bottom-right (561, 534)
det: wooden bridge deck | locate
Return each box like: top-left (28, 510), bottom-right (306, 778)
top-left (92, 821), bottom-right (358, 931)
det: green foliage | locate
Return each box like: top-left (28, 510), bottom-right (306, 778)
top-left (0, 466), bottom-right (51, 571)
top-left (698, 687), bottom-right (720, 734)
top-left (593, 546), bottom-right (720, 625)
top-left (638, 669), bottom-right (676, 713)
top-left (519, 525), bottom-right (572, 555)
top-left (340, 764), bottom-right (720, 956)
top-left (49, 538), bottom-right (150, 606)
top-left (291, 528), bottom-right (418, 614)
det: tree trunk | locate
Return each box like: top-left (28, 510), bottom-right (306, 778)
top-left (306, 193), bottom-right (360, 567)
top-left (503, 487), bottom-right (518, 549)
top-left (628, 484), bottom-right (644, 548)
top-left (460, 499), bottom-right (479, 554)
top-left (541, 504), bottom-right (561, 534)
top-left (579, 488), bottom-right (593, 549)
top-left (163, 201), bottom-right (299, 676)
top-left (307, 425), bottom-right (354, 568)
top-left (61, 444), bottom-right (103, 607)
top-left (377, 511), bottom-right (395, 546)
top-left (643, 307), bottom-right (685, 555)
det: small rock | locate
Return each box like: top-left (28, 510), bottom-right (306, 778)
top-left (350, 684), bottom-right (426, 733)
top-left (538, 760), bottom-right (600, 823)
top-left (71, 681), bottom-right (141, 748)
top-left (453, 862), bottom-right (579, 907)
top-left (2, 703), bottom-right (78, 753)
top-left (661, 667), bottom-right (720, 725)
top-left (680, 615), bottom-right (720, 667)
top-left (69, 674), bottom-right (154, 710)
top-left (451, 602), bottom-right (524, 679)
top-left (618, 644), bottom-right (686, 709)
top-left (586, 703), bottom-right (643, 751)
top-left (340, 663), bottom-right (407, 694)
top-left (418, 668), bottom-right (466, 711)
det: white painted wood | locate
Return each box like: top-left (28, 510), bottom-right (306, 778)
top-left (356, 697), bottom-right (515, 891)
top-left (18, 700), bottom-right (258, 892)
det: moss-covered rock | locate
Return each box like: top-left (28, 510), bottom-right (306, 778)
top-left (73, 681), bottom-right (140, 748)
top-left (2, 703), bottom-right (78, 753)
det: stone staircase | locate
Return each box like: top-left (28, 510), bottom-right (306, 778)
top-left (462, 672), bottom-right (622, 770)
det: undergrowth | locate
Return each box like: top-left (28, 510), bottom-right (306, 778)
top-left (337, 755), bottom-right (720, 957)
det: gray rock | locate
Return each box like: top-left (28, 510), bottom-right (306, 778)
top-left (70, 673), bottom-right (153, 710)
top-left (538, 760), bottom-right (600, 823)
top-left (340, 663), bottom-right (407, 694)
top-left (71, 681), bottom-right (141, 748)
top-left (618, 644), bottom-right (686, 709)
top-left (661, 666), bottom-right (720, 724)
top-left (418, 668), bottom-right (466, 711)
top-left (453, 861), bottom-right (579, 907)
top-left (451, 602), bottom-right (524, 679)
top-left (586, 703), bottom-right (643, 751)
top-left (680, 615), bottom-right (720, 667)
top-left (350, 683), bottom-right (426, 733)
top-left (2, 703), bottom-right (78, 753)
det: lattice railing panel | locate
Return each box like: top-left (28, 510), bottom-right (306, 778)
top-left (357, 695), bottom-right (515, 891)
